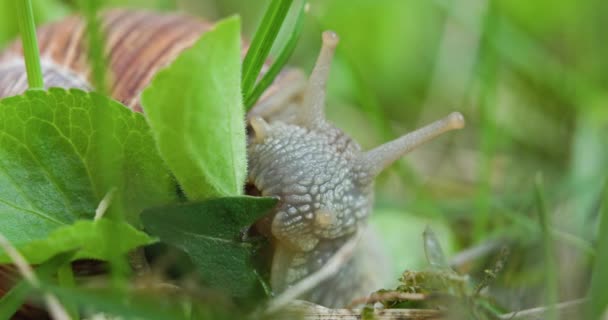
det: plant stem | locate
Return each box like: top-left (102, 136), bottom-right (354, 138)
top-left (80, 0), bottom-right (108, 95)
top-left (15, 0), bottom-right (44, 89)
top-left (474, 0), bottom-right (498, 242)
top-left (534, 173), bottom-right (558, 320)
top-left (245, 0), bottom-right (305, 109)
top-left (586, 181), bottom-right (608, 319)
top-left (241, 0), bottom-right (293, 99)
top-left (0, 281), bottom-right (31, 319)
top-left (57, 263), bottom-right (79, 319)
top-left (78, 0), bottom-right (130, 291)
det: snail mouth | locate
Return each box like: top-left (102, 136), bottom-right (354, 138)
top-left (244, 181), bottom-right (279, 239)
top-left (245, 181), bottom-right (262, 197)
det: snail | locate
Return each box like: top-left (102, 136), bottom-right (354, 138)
top-left (0, 9), bottom-right (464, 309)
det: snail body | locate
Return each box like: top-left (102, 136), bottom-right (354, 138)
top-left (0, 9), bottom-right (464, 308)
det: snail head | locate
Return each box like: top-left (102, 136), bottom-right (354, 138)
top-left (246, 31), bottom-right (464, 293)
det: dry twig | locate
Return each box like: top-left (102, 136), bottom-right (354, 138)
top-left (498, 299), bottom-right (586, 320)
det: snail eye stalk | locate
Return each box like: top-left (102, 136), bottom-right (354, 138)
top-left (297, 31), bottom-right (339, 130)
top-left (360, 112), bottom-right (465, 178)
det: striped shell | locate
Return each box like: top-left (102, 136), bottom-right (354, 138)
top-left (0, 9), bottom-right (214, 111)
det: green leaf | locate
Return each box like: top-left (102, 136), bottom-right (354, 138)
top-left (141, 196), bottom-right (278, 298)
top-left (141, 17), bottom-right (246, 200)
top-left (0, 88), bottom-right (176, 244)
top-left (0, 220), bottom-right (152, 264)
top-left (586, 185), bottom-right (608, 319)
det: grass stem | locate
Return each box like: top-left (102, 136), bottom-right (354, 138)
top-left (15, 0), bottom-right (44, 89)
top-left (586, 181), bottom-right (608, 319)
top-left (245, 0), bottom-right (305, 109)
top-left (242, 0), bottom-right (293, 100)
top-left (57, 263), bottom-right (79, 319)
top-left (79, 0), bottom-right (108, 94)
top-left (534, 173), bottom-right (558, 320)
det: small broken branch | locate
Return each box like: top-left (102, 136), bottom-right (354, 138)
top-left (449, 238), bottom-right (505, 269)
top-left (498, 299), bottom-right (586, 320)
top-left (277, 301), bottom-right (442, 320)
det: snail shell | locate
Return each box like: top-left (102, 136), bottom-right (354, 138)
top-left (0, 9), bottom-right (213, 110)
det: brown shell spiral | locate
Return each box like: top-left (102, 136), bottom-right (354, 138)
top-left (0, 9), bottom-right (214, 111)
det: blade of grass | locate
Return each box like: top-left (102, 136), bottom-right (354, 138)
top-left (15, 0), bottom-right (44, 89)
top-left (79, 0), bottom-right (108, 94)
top-left (586, 182), bottom-right (608, 319)
top-left (241, 0), bottom-right (293, 99)
top-left (534, 173), bottom-right (558, 320)
top-left (0, 280), bottom-right (31, 319)
top-left (245, 0), bottom-right (305, 109)
top-left (473, 0), bottom-right (498, 242)
top-left (57, 263), bottom-right (78, 319)
top-left (78, 0), bottom-right (130, 289)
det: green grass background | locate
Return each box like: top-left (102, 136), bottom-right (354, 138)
top-left (1, 0), bottom-right (607, 316)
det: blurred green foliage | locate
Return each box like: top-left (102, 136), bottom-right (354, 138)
top-left (0, 0), bottom-right (69, 47)
top-left (1, 0), bottom-right (607, 316)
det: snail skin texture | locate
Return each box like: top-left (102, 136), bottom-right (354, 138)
top-left (0, 9), bottom-right (464, 308)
